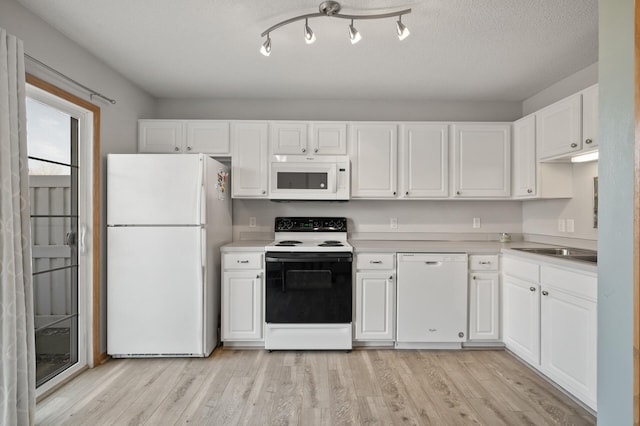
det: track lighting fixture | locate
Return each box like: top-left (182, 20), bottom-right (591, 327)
top-left (304, 19), bottom-right (316, 44)
top-left (260, 34), bottom-right (272, 56)
top-left (259, 1), bottom-right (411, 56)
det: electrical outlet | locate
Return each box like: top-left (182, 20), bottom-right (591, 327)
top-left (558, 219), bottom-right (566, 232)
top-left (390, 217), bottom-right (398, 229)
top-left (249, 217), bottom-right (256, 228)
top-left (473, 217), bottom-right (481, 229)
top-left (566, 219), bottom-right (575, 233)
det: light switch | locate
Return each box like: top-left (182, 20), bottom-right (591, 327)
top-left (473, 217), bottom-right (481, 229)
top-left (390, 217), bottom-right (398, 229)
top-left (249, 217), bottom-right (256, 228)
top-left (566, 219), bottom-right (575, 233)
top-left (558, 219), bottom-right (566, 232)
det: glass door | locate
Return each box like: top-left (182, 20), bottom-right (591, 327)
top-left (26, 97), bottom-right (80, 387)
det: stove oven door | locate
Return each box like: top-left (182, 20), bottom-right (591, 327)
top-left (265, 252), bottom-right (352, 324)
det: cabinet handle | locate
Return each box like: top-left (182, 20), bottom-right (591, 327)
top-left (529, 287), bottom-right (536, 292)
top-left (570, 143), bottom-right (578, 148)
top-left (370, 260), bottom-right (382, 264)
top-left (237, 260), bottom-right (249, 264)
top-left (585, 138), bottom-right (593, 144)
top-left (301, 148), bottom-right (306, 153)
top-left (314, 148), bottom-right (319, 153)
top-left (187, 146), bottom-right (192, 151)
top-left (174, 147), bottom-right (180, 152)
top-left (527, 189), bottom-right (533, 194)
top-left (542, 290), bottom-right (549, 296)
top-left (479, 261), bottom-right (491, 265)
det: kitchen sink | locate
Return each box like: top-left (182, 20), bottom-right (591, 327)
top-left (512, 247), bottom-right (597, 264)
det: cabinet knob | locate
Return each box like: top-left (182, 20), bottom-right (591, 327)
top-left (570, 143), bottom-right (578, 148)
top-left (527, 189), bottom-right (533, 194)
top-left (389, 276), bottom-right (393, 280)
top-left (174, 147), bottom-right (180, 152)
top-left (262, 190), bottom-right (267, 195)
top-left (187, 146), bottom-right (192, 151)
top-left (256, 275), bottom-right (260, 279)
top-left (456, 191), bottom-right (461, 195)
top-left (314, 148), bottom-right (319, 153)
top-left (472, 275), bottom-right (477, 280)
top-left (393, 191), bottom-right (397, 195)
top-left (301, 148), bottom-right (306, 153)
top-left (405, 191), bottom-right (409, 195)
top-left (542, 290), bottom-right (549, 296)
top-left (529, 286), bottom-right (536, 292)
top-left (585, 138), bottom-right (593, 144)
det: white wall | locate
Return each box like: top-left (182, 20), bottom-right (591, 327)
top-left (156, 98), bottom-right (523, 122)
top-left (522, 62), bottom-right (598, 116)
top-left (232, 199), bottom-right (523, 241)
top-left (522, 161), bottom-right (598, 247)
top-left (0, 0), bottom-right (156, 355)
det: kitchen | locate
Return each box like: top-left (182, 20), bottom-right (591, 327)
top-left (0, 0), bottom-right (635, 425)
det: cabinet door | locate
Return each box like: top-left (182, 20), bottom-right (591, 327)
top-left (400, 124), bottom-right (449, 198)
top-left (310, 122), bottom-right (347, 155)
top-left (581, 85), bottom-right (598, 150)
top-left (452, 124), bottom-right (511, 197)
top-left (231, 122), bottom-right (268, 198)
top-left (350, 123), bottom-right (398, 198)
top-left (502, 275), bottom-right (540, 366)
top-left (536, 94), bottom-right (582, 160)
top-left (355, 272), bottom-right (395, 341)
top-left (185, 121), bottom-right (230, 155)
top-left (469, 273), bottom-right (500, 340)
top-left (541, 287), bottom-right (597, 409)
top-left (222, 270), bottom-right (263, 341)
top-left (138, 120), bottom-right (183, 153)
top-left (270, 122), bottom-right (309, 154)
top-left (513, 115), bottom-right (537, 198)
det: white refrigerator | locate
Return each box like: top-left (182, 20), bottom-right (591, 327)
top-left (106, 154), bottom-right (231, 357)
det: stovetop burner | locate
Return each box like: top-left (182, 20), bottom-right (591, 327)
top-left (319, 241), bottom-right (344, 247)
top-left (276, 240), bottom-right (302, 246)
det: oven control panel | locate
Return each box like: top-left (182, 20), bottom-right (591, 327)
top-left (275, 217), bottom-right (347, 232)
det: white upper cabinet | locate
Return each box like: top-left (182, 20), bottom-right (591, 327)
top-left (452, 123), bottom-right (511, 198)
top-left (399, 123), bottom-right (449, 198)
top-left (349, 123), bottom-right (398, 198)
top-left (536, 93), bottom-right (582, 160)
top-left (231, 122), bottom-right (268, 198)
top-left (138, 120), bottom-right (184, 153)
top-left (185, 121), bottom-right (230, 154)
top-left (581, 84), bottom-right (599, 150)
top-left (270, 121), bottom-right (347, 155)
top-left (269, 122), bottom-right (309, 154)
top-left (512, 115), bottom-right (537, 198)
top-left (310, 122), bottom-right (347, 155)
top-left (138, 120), bottom-right (231, 155)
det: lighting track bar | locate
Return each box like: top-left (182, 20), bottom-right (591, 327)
top-left (260, 1), bottom-right (411, 56)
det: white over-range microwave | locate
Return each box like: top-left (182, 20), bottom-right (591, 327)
top-left (269, 155), bottom-right (350, 200)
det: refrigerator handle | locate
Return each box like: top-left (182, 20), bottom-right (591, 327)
top-left (200, 227), bottom-right (206, 279)
top-left (196, 156), bottom-right (204, 225)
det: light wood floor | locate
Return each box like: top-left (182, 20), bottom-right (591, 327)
top-left (36, 348), bottom-right (595, 425)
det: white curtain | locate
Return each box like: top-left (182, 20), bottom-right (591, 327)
top-left (0, 27), bottom-right (36, 426)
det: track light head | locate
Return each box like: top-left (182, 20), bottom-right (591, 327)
top-left (396, 16), bottom-right (410, 40)
top-left (304, 19), bottom-right (316, 44)
top-left (260, 35), bottom-right (272, 56)
top-left (348, 19), bottom-right (361, 44)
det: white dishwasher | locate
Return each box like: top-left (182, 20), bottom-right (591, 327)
top-left (396, 253), bottom-right (468, 349)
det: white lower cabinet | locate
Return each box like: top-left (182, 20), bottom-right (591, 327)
top-left (221, 253), bottom-right (264, 343)
top-left (468, 254), bottom-right (500, 341)
top-left (502, 254), bottom-right (597, 411)
top-left (354, 253), bottom-right (395, 343)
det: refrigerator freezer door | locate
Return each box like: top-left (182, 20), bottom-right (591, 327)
top-left (107, 226), bottom-right (204, 356)
top-left (107, 154), bottom-right (204, 225)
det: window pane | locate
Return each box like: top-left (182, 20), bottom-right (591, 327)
top-left (26, 98), bottom-right (72, 175)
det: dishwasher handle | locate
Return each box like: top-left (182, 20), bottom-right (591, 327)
top-left (424, 261), bottom-right (442, 266)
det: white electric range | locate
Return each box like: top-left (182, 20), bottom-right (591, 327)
top-left (264, 217), bottom-right (353, 351)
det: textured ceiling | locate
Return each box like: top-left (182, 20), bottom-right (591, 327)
top-left (17, 0), bottom-right (598, 102)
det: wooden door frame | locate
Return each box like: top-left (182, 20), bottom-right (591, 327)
top-left (25, 74), bottom-right (105, 367)
top-left (635, 2), bottom-right (640, 424)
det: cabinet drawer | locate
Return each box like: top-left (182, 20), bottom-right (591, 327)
top-left (469, 255), bottom-right (499, 271)
top-left (541, 265), bottom-right (597, 300)
top-left (223, 253), bottom-right (264, 270)
top-left (502, 256), bottom-right (539, 283)
top-left (356, 253), bottom-right (395, 270)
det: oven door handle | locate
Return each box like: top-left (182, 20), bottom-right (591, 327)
top-left (265, 253), bottom-right (353, 263)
